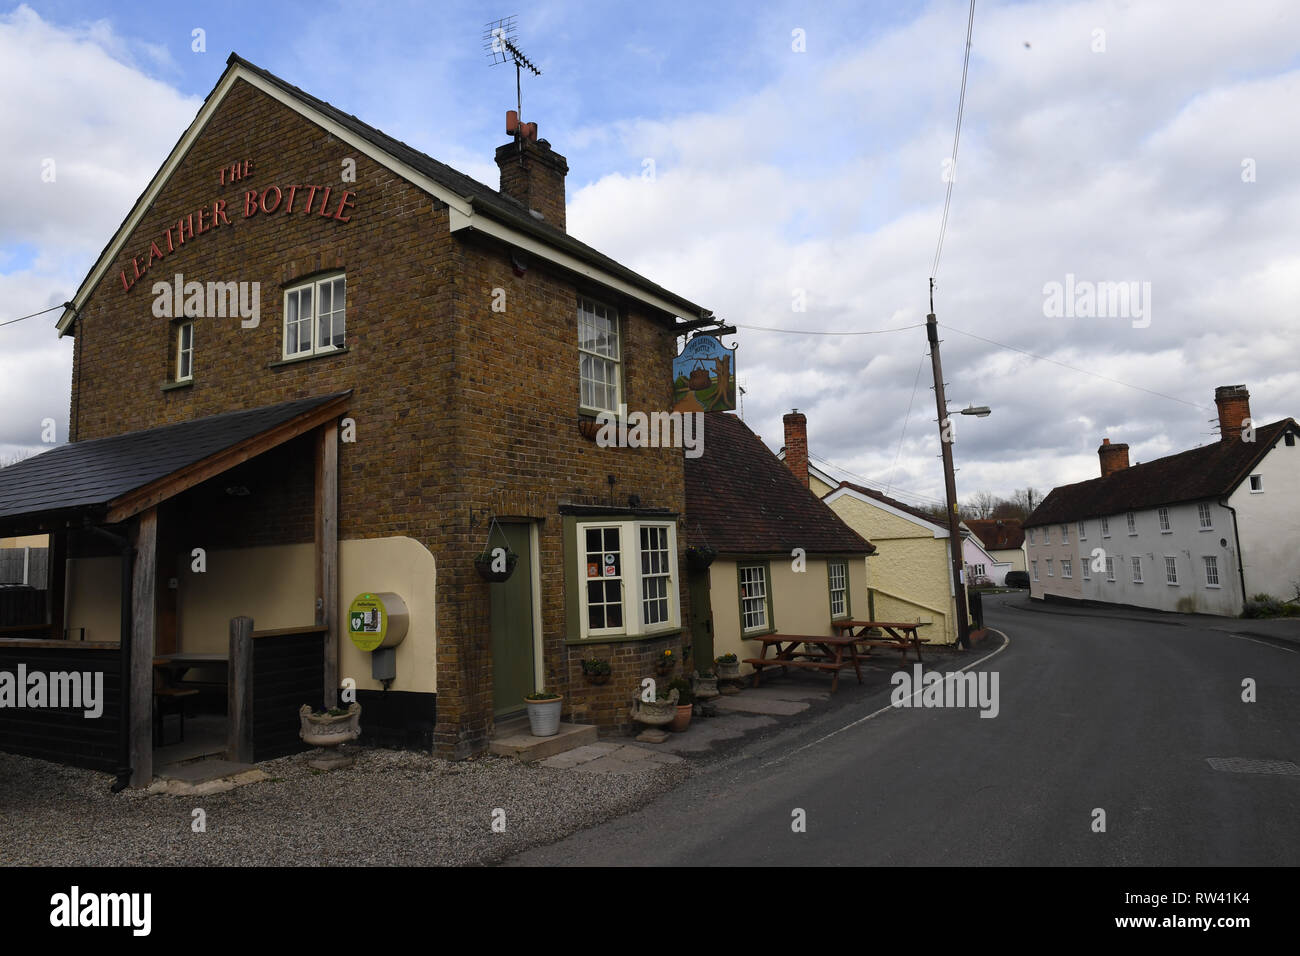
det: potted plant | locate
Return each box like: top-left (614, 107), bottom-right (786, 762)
top-left (692, 670), bottom-right (719, 700)
top-left (685, 544), bottom-right (717, 570)
top-left (667, 678), bottom-right (694, 732)
top-left (715, 652), bottom-right (741, 680)
top-left (629, 687), bottom-right (679, 727)
top-left (474, 547), bottom-right (518, 583)
top-left (581, 658), bottom-right (612, 684)
top-left (298, 702), bottom-right (362, 770)
top-left (524, 689), bottom-right (563, 737)
top-left (655, 648), bottom-right (675, 675)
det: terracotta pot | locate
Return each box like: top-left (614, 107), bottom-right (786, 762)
top-left (670, 703), bottom-right (693, 733)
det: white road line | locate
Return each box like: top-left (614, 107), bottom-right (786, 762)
top-left (764, 628), bottom-right (1012, 767)
top-left (1227, 633), bottom-right (1298, 653)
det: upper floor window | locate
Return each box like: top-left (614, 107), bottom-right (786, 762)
top-left (1078, 520), bottom-right (1087, 540)
top-left (284, 273), bottom-right (346, 358)
top-left (1028, 529), bottom-right (1036, 545)
top-left (1061, 559), bottom-right (1072, 579)
top-left (1082, 559), bottom-right (1091, 581)
top-left (1060, 523), bottom-right (1070, 544)
top-left (578, 297), bottom-right (621, 414)
top-left (1126, 511), bottom-right (1137, 535)
top-left (1158, 507), bottom-right (1171, 532)
top-left (1105, 557), bottom-right (1116, 581)
top-left (1164, 555), bottom-right (1179, 585)
top-left (1131, 556), bottom-right (1143, 583)
top-left (1197, 503), bottom-right (1213, 529)
top-left (176, 321), bottom-right (194, 382)
top-left (1031, 560), bottom-right (1039, 582)
top-left (1249, 475), bottom-right (1263, 493)
top-left (1046, 558), bottom-right (1054, 577)
top-left (1101, 516), bottom-right (1111, 537)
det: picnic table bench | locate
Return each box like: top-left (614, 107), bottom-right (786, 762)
top-left (742, 633), bottom-right (866, 693)
top-left (831, 620), bottom-right (931, 663)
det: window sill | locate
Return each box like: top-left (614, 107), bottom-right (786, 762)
top-left (1204, 584), bottom-right (1222, 589)
top-left (741, 626), bottom-right (776, 639)
top-left (161, 379), bottom-right (194, 392)
top-left (564, 628), bottom-right (683, 647)
top-left (1198, 527), bottom-right (1215, 532)
top-left (269, 346), bottom-right (349, 369)
top-left (1160, 530), bottom-right (1172, 534)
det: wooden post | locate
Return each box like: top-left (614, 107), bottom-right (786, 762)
top-left (315, 423), bottom-right (339, 708)
top-left (47, 530), bottom-right (66, 639)
top-left (227, 615), bottom-right (254, 763)
top-left (129, 509), bottom-right (157, 788)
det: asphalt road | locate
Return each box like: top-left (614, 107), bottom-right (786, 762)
top-left (506, 594), bottom-right (1300, 865)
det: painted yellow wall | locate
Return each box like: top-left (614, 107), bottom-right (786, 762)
top-left (827, 493), bottom-right (958, 645)
top-left (990, 547), bottom-right (1026, 572)
top-left (64, 536), bottom-right (438, 693)
top-left (0, 534), bottom-right (48, 548)
top-left (710, 554), bottom-right (867, 674)
top-left (809, 474), bottom-right (835, 498)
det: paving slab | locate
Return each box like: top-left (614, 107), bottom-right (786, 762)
top-left (150, 760), bottom-right (268, 796)
top-left (733, 685), bottom-right (830, 702)
top-left (648, 713), bottom-right (777, 753)
top-left (713, 695), bottom-right (810, 716)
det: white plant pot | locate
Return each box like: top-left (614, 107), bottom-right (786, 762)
top-left (526, 697), bottom-right (563, 737)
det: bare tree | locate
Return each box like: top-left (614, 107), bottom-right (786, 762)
top-left (966, 490), bottom-right (999, 520)
top-left (1007, 487), bottom-right (1042, 521)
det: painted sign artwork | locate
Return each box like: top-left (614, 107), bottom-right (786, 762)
top-left (672, 334), bottom-right (737, 412)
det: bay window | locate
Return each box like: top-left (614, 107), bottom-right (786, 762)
top-left (575, 519), bottom-right (679, 639)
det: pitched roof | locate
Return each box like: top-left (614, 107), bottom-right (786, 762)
top-left (1026, 418), bottom-right (1298, 527)
top-left (685, 414), bottom-right (874, 555)
top-left (58, 54), bottom-right (708, 335)
top-left (0, 394), bottom-right (349, 527)
top-left (835, 481), bottom-right (949, 533)
top-left (965, 518), bottom-right (1025, 550)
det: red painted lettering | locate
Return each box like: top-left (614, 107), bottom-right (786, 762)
top-left (260, 185), bottom-right (282, 214)
top-left (244, 190), bottom-right (259, 218)
top-left (332, 190), bottom-right (356, 222)
top-left (196, 206), bottom-right (210, 235)
top-left (212, 199), bottom-right (229, 227)
top-left (147, 241), bottom-right (165, 267)
top-left (302, 185), bottom-right (320, 214)
top-left (175, 214), bottom-right (193, 245)
top-left (316, 186), bottom-right (332, 216)
top-left (120, 269), bottom-right (133, 292)
top-left (163, 227), bottom-right (174, 253)
top-left (132, 255), bottom-right (144, 281)
top-left (284, 185), bottom-right (300, 213)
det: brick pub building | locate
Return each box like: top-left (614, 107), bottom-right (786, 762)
top-left (0, 54), bottom-right (712, 784)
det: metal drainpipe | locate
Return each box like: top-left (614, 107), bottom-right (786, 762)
top-left (89, 525), bottom-right (133, 792)
top-left (1220, 499), bottom-right (1248, 611)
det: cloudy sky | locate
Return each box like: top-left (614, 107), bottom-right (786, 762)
top-left (1, 0), bottom-right (1297, 509)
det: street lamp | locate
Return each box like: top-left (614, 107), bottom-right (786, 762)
top-left (959, 405), bottom-right (991, 418)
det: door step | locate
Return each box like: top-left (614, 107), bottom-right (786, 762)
top-left (489, 722), bottom-right (599, 762)
top-left (149, 758), bottom-right (268, 796)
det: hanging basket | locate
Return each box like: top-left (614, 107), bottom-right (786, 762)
top-left (686, 545), bottom-right (717, 570)
top-left (475, 516), bottom-right (519, 582)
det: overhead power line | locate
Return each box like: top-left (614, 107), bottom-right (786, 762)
top-left (0, 302), bottom-right (69, 329)
top-left (732, 322), bottom-right (924, 336)
top-left (931, 0), bottom-right (977, 279)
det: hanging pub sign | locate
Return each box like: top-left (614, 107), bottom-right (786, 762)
top-left (672, 333), bottom-right (737, 413)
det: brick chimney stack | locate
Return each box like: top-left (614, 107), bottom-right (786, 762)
top-left (1214, 384), bottom-right (1251, 443)
top-left (783, 410), bottom-right (809, 488)
top-left (495, 137), bottom-right (569, 231)
top-left (1098, 438), bottom-right (1130, 478)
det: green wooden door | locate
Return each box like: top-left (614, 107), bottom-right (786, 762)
top-left (688, 567), bottom-right (714, 670)
top-left (490, 523), bottom-right (535, 718)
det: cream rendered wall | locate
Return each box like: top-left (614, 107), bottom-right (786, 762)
top-left (824, 492), bottom-right (958, 645)
top-left (65, 536), bottom-right (438, 693)
top-left (0, 534), bottom-right (48, 548)
top-left (1229, 437), bottom-right (1300, 602)
top-left (809, 474), bottom-right (835, 498)
top-left (1026, 524), bottom-right (1084, 601)
top-left (991, 547), bottom-right (1026, 572)
top-left (709, 555), bottom-right (867, 674)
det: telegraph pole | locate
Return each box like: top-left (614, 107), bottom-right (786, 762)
top-left (927, 280), bottom-right (971, 649)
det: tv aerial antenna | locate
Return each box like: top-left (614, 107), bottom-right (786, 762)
top-left (483, 16), bottom-right (542, 152)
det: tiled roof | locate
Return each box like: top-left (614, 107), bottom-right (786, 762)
top-left (685, 414), bottom-right (874, 555)
top-left (227, 55), bottom-right (707, 321)
top-left (1026, 418), bottom-right (1298, 527)
top-left (0, 394), bottom-right (348, 524)
top-left (965, 518), bottom-right (1025, 550)
top-left (836, 482), bottom-right (949, 532)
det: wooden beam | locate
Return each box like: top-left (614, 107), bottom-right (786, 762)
top-left (129, 508), bottom-right (157, 788)
top-left (47, 530), bottom-right (67, 639)
top-left (316, 423), bottom-right (339, 708)
top-left (105, 393), bottom-right (352, 523)
top-left (226, 615), bottom-right (254, 764)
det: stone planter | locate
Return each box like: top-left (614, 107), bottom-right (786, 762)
top-left (692, 673), bottom-right (719, 700)
top-left (298, 702), bottom-right (361, 770)
top-left (629, 689), bottom-right (679, 727)
top-left (525, 695), bottom-right (563, 737)
top-left (715, 660), bottom-right (741, 681)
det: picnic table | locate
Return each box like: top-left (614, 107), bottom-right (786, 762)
top-left (831, 620), bottom-right (930, 663)
top-left (742, 633), bottom-right (866, 693)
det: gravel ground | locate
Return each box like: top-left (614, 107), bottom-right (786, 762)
top-left (0, 746), bottom-right (690, 866)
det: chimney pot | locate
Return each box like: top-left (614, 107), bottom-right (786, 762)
top-left (1098, 438), bottom-right (1130, 478)
top-left (782, 411), bottom-right (809, 488)
top-left (1214, 384), bottom-right (1251, 443)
